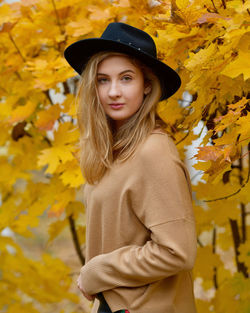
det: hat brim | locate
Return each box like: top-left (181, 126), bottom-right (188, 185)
top-left (64, 38), bottom-right (181, 101)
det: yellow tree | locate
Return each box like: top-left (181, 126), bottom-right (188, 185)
top-left (0, 0), bottom-right (249, 312)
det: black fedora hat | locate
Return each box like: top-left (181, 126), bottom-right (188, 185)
top-left (64, 22), bottom-right (181, 101)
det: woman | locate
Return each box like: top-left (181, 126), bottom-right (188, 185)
top-left (64, 22), bottom-right (197, 313)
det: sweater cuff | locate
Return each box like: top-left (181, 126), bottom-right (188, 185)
top-left (80, 252), bottom-right (130, 295)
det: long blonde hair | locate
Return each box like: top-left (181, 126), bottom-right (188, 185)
top-left (76, 51), bottom-right (167, 185)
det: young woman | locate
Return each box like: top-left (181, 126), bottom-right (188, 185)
top-left (64, 22), bottom-right (197, 313)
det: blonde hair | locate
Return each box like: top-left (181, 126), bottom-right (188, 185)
top-left (76, 51), bottom-right (167, 185)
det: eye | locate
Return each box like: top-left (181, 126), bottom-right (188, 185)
top-left (97, 77), bottom-right (107, 84)
top-left (122, 75), bottom-right (132, 81)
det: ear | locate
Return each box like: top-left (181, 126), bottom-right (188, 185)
top-left (144, 82), bottom-right (152, 95)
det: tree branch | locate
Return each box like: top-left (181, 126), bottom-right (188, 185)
top-left (197, 237), bottom-right (203, 247)
top-left (176, 131), bottom-right (190, 145)
top-left (68, 215), bottom-right (85, 266)
top-left (63, 81), bottom-right (70, 95)
top-left (204, 174), bottom-right (249, 202)
top-left (212, 227), bottom-right (218, 289)
top-left (229, 218), bottom-right (248, 277)
top-left (8, 33), bottom-right (25, 62)
top-left (241, 203), bottom-right (246, 243)
top-left (242, 0), bottom-right (250, 15)
top-left (221, 0), bottom-right (226, 9)
top-left (210, 0), bottom-right (218, 12)
top-left (15, 71), bottom-right (22, 81)
top-left (51, 0), bottom-right (64, 34)
top-left (44, 90), bottom-right (54, 105)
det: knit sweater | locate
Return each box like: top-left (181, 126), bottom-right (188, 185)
top-left (80, 130), bottom-right (197, 313)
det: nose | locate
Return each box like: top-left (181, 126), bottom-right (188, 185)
top-left (108, 81), bottom-right (121, 98)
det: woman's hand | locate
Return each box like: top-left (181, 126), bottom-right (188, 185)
top-left (77, 274), bottom-right (96, 301)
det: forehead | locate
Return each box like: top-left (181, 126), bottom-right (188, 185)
top-left (97, 55), bottom-right (140, 73)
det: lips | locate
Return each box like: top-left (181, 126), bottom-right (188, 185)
top-left (109, 103), bottom-right (125, 109)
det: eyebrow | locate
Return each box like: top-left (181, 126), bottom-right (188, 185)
top-left (97, 69), bottom-right (136, 76)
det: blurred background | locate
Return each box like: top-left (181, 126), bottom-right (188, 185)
top-left (0, 0), bottom-right (249, 312)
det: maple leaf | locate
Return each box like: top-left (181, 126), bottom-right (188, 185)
top-left (221, 50), bottom-right (250, 80)
top-left (197, 12), bottom-right (231, 24)
top-left (35, 104), bottom-right (61, 130)
top-left (193, 145), bottom-right (225, 162)
top-left (48, 219), bottom-right (68, 242)
top-left (65, 19), bottom-right (93, 37)
top-left (59, 160), bottom-right (84, 187)
top-left (8, 100), bottom-right (38, 124)
top-left (38, 145), bottom-right (75, 173)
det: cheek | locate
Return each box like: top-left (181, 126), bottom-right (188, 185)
top-left (132, 82), bottom-right (145, 101)
top-left (125, 82), bottom-right (143, 96)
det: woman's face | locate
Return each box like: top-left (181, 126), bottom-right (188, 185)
top-left (96, 55), bottom-right (151, 129)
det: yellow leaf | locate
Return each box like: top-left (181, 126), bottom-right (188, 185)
top-left (37, 122), bottom-right (79, 173)
top-left (197, 12), bottom-right (231, 24)
top-left (38, 145), bottom-right (75, 173)
top-left (0, 21), bottom-right (18, 33)
top-left (194, 245), bottom-right (223, 280)
top-left (157, 99), bottom-right (183, 125)
top-left (193, 177), bottom-right (238, 201)
top-left (194, 145), bottom-right (225, 161)
top-left (8, 100), bottom-right (37, 124)
top-left (59, 160), bottom-right (84, 187)
top-left (213, 273), bottom-right (249, 312)
top-left (26, 59), bottom-right (48, 71)
top-left (7, 303), bottom-right (40, 313)
top-left (185, 43), bottom-right (217, 71)
top-left (49, 188), bottom-right (75, 217)
top-left (207, 198), bottom-right (240, 222)
top-left (48, 218), bottom-right (68, 242)
top-left (114, 0), bottom-right (130, 7)
top-left (54, 122), bottom-right (79, 145)
top-left (65, 201), bottom-right (85, 219)
top-left (227, 0), bottom-right (250, 12)
top-left (0, 4), bottom-right (14, 25)
top-left (66, 19), bottom-right (93, 37)
top-left (193, 204), bottom-right (213, 232)
top-left (35, 104), bottom-right (61, 130)
top-left (176, 0), bottom-right (190, 9)
top-left (235, 114), bottom-right (250, 140)
top-left (237, 32), bottom-right (250, 53)
top-left (217, 74), bottom-right (244, 104)
top-left (87, 5), bottom-right (111, 20)
top-left (195, 299), bottom-right (212, 313)
top-left (213, 131), bottom-right (237, 145)
top-left (217, 258), bottom-right (234, 282)
top-left (62, 94), bottom-right (76, 117)
top-left (21, 0), bottom-right (40, 7)
top-left (11, 213), bottom-right (38, 237)
top-left (221, 50), bottom-right (250, 80)
top-left (214, 110), bottom-right (241, 132)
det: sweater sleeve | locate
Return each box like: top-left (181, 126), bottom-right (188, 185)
top-left (80, 134), bottom-right (197, 295)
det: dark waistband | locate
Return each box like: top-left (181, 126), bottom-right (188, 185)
top-left (97, 293), bottom-right (112, 313)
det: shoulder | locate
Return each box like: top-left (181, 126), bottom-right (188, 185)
top-left (130, 131), bottom-right (190, 189)
top-left (137, 130), bottom-right (180, 163)
top-left (133, 131), bottom-right (191, 193)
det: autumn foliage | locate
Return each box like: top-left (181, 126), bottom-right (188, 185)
top-left (0, 0), bottom-right (249, 312)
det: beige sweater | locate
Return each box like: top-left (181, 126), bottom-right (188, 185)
top-left (80, 131), bottom-right (197, 313)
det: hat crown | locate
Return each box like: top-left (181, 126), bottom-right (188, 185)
top-left (101, 23), bottom-right (157, 58)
